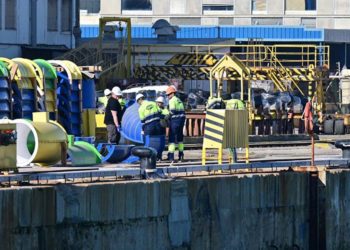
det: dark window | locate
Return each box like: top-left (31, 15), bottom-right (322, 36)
top-left (305, 0), bottom-right (316, 10)
top-left (5, 0), bottom-right (16, 30)
top-left (48, 0), bottom-right (58, 31)
top-left (61, 0), bottom-right (72, 31)
top-left (80, 0), bottom-right (100, 13)
top-left (122, 0), bottom-right (152, 10)
top-left (286, 0), bottom-right (316, 11)
top-left (202, 5), bottom-right (234, 11)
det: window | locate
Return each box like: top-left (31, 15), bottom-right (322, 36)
top-left (61, 0), bottom-right (72, 32)
top-left (80, 0), bottom-right (100, 14)
top-left (252, 0), bottom-right (266, 11)
top-left (285, 0), bottom-right (316, 11)
top-left (5, 0), bottom-right (16, 30)
top-left (48, 0), bottom-right (58, 31)
top-left (202, 5), bottom-right (234, 11)
top-left (122, 0), bottom-right (152, 11)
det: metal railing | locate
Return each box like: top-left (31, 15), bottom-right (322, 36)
top-left (134, 44), bottom-right (329, 70)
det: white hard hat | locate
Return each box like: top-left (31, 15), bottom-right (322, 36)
top-left (136, 93), bottom-right (144, 102)
top-left (104, 89), bottom-right (111, 96)
top-left (156, 96), bottom-right (165, 103)
top-left (112, 86), bottom-right (122, 96)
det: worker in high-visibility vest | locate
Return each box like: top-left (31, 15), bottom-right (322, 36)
top-left (137, 93), bottom-right (163, 137)
top-left (99, 89), bottom-right (111, 108)
top-left (156, 96), bottom-right (170, 135)
top-left (166, 86), bottom-right (186, 162)
top-left (137, 93), bottom-right (164, 160)
top-left (226, 99), bottom-right (245, 110)
top-left (156, 96), bottom-right (169, 116)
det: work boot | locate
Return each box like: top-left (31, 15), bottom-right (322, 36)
top-left (167, 152), bottom-right (174, 162)
top-left (178, 152), bottom-right (184, 162)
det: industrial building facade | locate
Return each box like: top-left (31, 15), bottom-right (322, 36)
top-left (0, 0), bottom-right (79, 58)
top-left (80, 0), bottom-right (350, 29)
top-left (80, 0), bottom-right (350, 68)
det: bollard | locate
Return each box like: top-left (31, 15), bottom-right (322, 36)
top-left (335, 141), bottom-right (350, 159)
top-left (131, 146), bottom-right (157, 179)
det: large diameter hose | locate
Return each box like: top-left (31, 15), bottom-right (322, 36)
top-left (1, 119), bottom-right (67, 167)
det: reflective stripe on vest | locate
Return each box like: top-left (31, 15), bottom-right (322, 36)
top-left (139, 101), bottom-right (162, 124)
top-left (169, 96), bottom-right (185, 119)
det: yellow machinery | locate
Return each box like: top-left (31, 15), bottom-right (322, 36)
top-left (54, 17), bottom-right (132, 89)
top-left (135, 43), bottom-right (330, 126)
top-left (98, 17), bottom-right (132, 79)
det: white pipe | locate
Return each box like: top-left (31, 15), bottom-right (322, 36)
top-left (16, 120), bottom-right (38, 167)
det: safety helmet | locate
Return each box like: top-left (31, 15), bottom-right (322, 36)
top-left (112, 86), bottom-right (123, 96)
top-left (156, 96), bottom-right (165, 103)
top-left (166, 86), bottom-right (176, 95)
top-left (104, 89), bottom-right (111, 96)
top-left (136, 93), bottom-right (144, 102)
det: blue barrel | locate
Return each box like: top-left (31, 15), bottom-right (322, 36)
top-left (56, 72), bottom-right (82, 136)
top-left (0, 78), bottom-right (10, 119)
top-left (82, 79), bottom-right (96, 109)
top-left (121, 103), bottom-right (143, 144)
top-left (0, 101), bottom-right (10, 118)
top-left (0, 78), bottom-right (9, 88)
top-left (22, 89), bottom-right (35, 100)
top-left (0, 91), bottom-right (9, 100)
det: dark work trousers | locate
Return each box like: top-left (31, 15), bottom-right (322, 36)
top-left (107, 124), bottom-right (120, 144)
top-left (264, 118), bottom-right (271, 135)
top-left (144, 120), bottom-right (163, 136)
top-left (169, 119), bottom-right (185, 143)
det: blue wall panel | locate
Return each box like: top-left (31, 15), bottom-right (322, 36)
top-left (81, 25), bottom-right (324, 42)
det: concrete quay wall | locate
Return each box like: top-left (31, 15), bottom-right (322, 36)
top-left (326, 170), bottom-right (350, 250)
top-left (0, 172), bottom-right (312, 249)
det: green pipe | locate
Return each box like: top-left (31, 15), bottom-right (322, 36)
top-left (68, 141), bottom-right (102, 166)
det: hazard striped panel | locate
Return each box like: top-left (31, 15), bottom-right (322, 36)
top-left (166, 53), bottom-right (218, 66)
top-left (203, 110), bottom-right (226, 148)
top-left (200, 67), bottom-right (266, 81)
top-left (287, 68), bottom-right (316, 81)
top-left (134, 65), bottom-right (208, 81)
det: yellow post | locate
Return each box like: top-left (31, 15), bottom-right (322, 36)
top-left (245, 147), bottom-right (249, 163)
top-left (202, 148), bottom-right (206, 165)
top-left (209, 71), bottom-right (213, 97)
top-left (240, 75), bottom-right (244, 100)
top-left (218, 147), bottom-right (223, 165)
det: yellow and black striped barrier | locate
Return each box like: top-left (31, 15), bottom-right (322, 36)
top-left (166, 53), bottom-right (218, 66)
top-left (203, 110), bottom-right (225, 146)
top-left (202, 109), bottom-right (249, 165)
